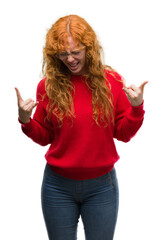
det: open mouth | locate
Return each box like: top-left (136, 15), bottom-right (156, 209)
top-left (68, 62), bottom-right (79, 70)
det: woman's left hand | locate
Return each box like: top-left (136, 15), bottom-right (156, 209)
top-left (123, 81), bottom-right (148, 107)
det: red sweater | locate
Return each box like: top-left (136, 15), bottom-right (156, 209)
top-left (20, 71), bottom-right (145, 180)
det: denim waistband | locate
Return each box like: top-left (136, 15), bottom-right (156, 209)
top-left (45, 163), bottom-right (116, 183)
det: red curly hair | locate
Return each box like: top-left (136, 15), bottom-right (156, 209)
top-left (42, 14), bottom-right (121, 127)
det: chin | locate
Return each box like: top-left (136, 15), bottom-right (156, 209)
top-left (70, 68), bottom-right (84, 75)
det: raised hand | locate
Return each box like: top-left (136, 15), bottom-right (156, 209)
top-left (15, 87), bottom-right (39, 123)
top-left (123, 81), bottom-right (148, 107)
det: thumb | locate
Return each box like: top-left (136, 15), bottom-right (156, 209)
top-left (139, 81), bottom-right (148, 92)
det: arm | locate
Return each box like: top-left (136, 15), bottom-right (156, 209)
top-left (16, 79), bottom-right (54, 146)
top-left (113, 87), bottom-right (145, 142)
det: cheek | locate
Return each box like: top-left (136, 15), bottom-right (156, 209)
top-left (61, 59), bottom-right (67, 65)
top-left (81, 54), bottom-right (86, 65)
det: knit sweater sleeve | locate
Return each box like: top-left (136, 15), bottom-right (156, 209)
top-left (113, 81), bottom-right (145, 143)
top-left (20, 79), bottom-right (54, 146)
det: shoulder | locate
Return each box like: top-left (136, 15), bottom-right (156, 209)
top-left (37, 78), bottom-right (46, 92)
top-left (36, 77), bottom-right (47, 101)
top-left (104, 69), bottom-right (124, 90)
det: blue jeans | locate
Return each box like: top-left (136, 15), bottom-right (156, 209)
top-left (41, 164), bottom-right (119, 240)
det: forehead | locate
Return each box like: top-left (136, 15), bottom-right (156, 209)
top-left (58, 36), bottom-right (82, 51)
top-left (66, 36), bottom-right (77, 48)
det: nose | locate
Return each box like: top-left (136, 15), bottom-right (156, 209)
top-left (67, 54), bottom-right (75, 62)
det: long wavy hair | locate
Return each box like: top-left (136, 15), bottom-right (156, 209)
top-left (42, 14), bottom-right (119, 127)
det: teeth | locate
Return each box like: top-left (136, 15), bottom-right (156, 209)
top-left (69, 62), bottom-right (78, 67)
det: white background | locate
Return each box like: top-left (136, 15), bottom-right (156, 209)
top-left (0, 0), bottom-right (163, 239)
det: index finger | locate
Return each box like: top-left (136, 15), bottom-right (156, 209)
top-left (15, 87), bottom-right (23, 104)
top-left (139, 81), bottom-right (148, 91)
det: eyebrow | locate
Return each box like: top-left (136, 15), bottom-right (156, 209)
top-left (60, 46), bottom-right (85, 52)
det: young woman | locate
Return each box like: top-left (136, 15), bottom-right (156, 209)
top-left (15, 14), bottom-right (147, 240)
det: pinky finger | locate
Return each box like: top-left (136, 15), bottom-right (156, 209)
top-left (33, 101), bottom-right (39, 107)
top-left (25, 101), bottom-right (38, 112)
top-left (123, 88), bottom-right (133, 102)
top-left (31, 101), bottom-right (39, 111)
top-left (127, 88), bottom-right (137, 98)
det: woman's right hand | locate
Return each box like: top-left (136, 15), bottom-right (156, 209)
top-left (15, 87), bottom-right (39, 124)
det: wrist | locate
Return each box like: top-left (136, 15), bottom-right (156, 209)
top-left (18, 117), bottom-right (31, 124)
top-left (131, 100), bottom-right (144, 107)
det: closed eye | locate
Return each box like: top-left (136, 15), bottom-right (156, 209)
top-left (72, 51), bottom-right (80, 55)
top-left (60, 52), bottom-right (68, 57)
